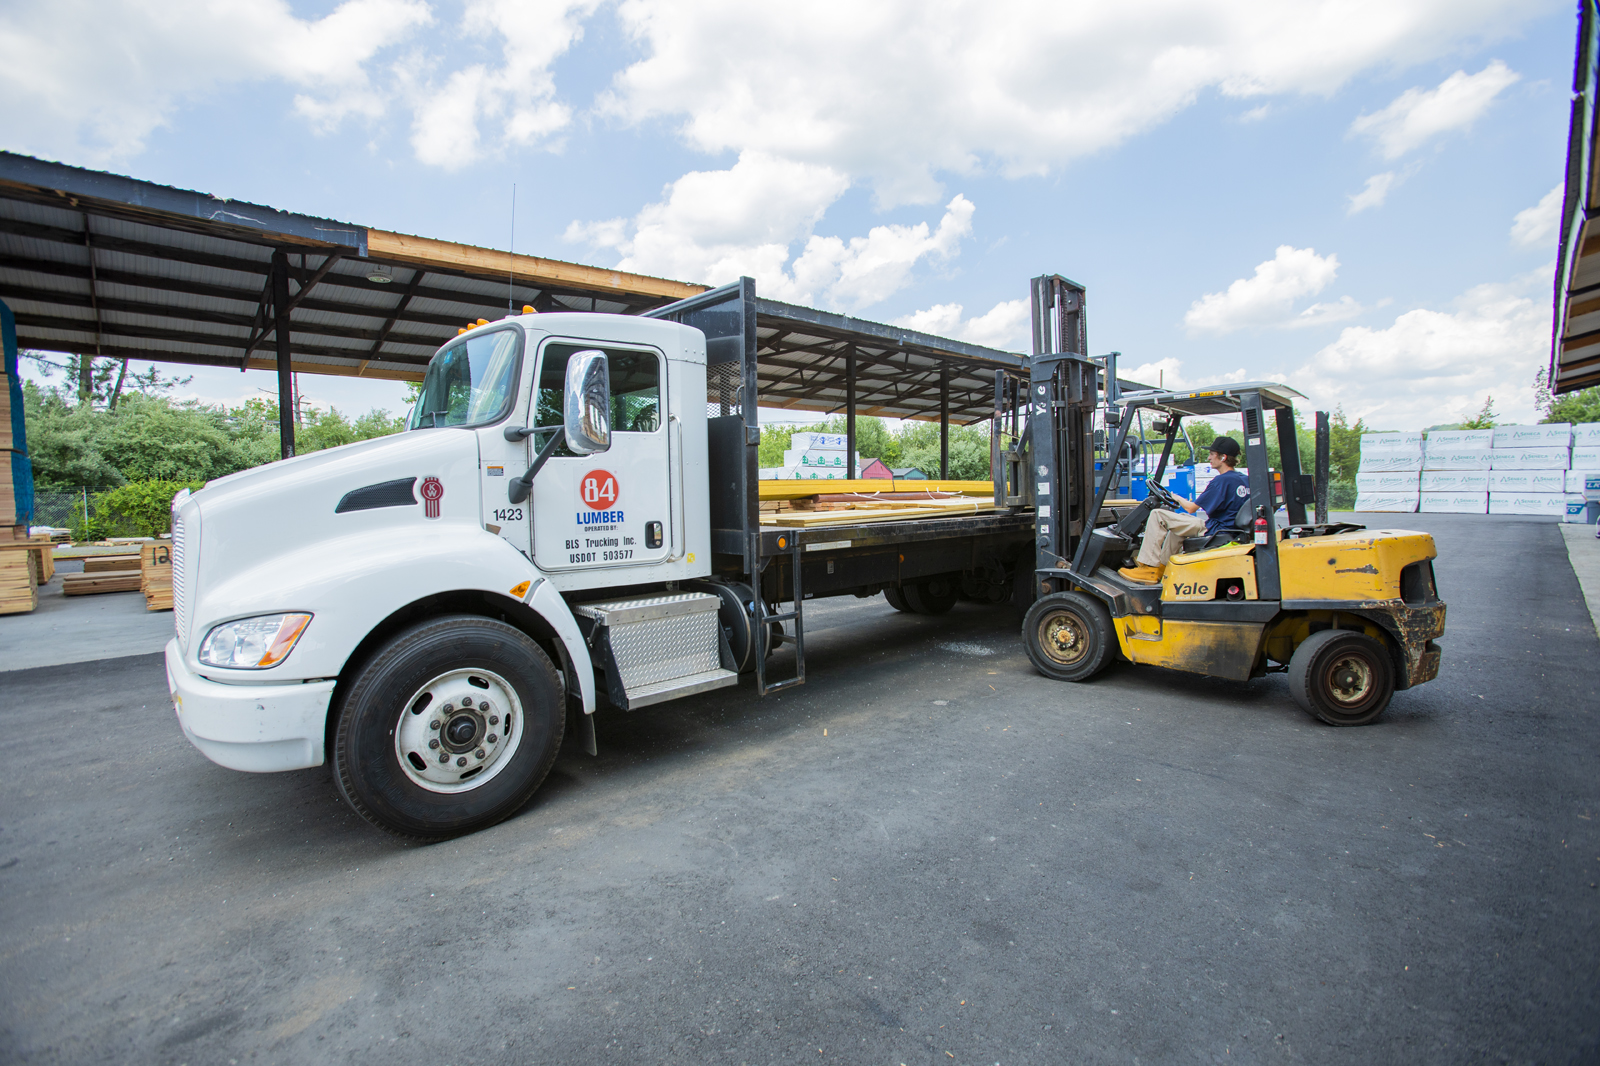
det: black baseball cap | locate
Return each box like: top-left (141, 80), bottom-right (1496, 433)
top-left (1209, 435), bottom-right (1241, 458)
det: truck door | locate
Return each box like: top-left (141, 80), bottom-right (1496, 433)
top-left (531, 340), bottom-right (673, 571)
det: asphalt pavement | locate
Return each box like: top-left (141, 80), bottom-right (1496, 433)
top-left (1, 513), bottom-right (1596, 1065)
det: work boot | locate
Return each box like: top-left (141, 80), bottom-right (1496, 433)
top-left (1117, 563), bottom-right (1165, 585)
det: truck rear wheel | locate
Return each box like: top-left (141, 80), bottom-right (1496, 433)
top-left (1022, 591), bottom-right (1113, 682)
top-left (1288, 629), bottom-right (1394, 726)
top-left (883, 586), bottom-right (911, 613)
top-left (332, 615), bottom-right (565, 841)
top-left (904, 576), bottom-right (958, 615)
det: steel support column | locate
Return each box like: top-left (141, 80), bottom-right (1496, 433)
top-left (270, 250), bottom-right (295, 459)
top-left (939, 365), bottom-right (950, 479)
top-left (1314, 410), bottom-right (1330, 525)
top-left (846, 345), bottom-right (857, 479)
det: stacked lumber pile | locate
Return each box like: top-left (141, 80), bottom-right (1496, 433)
top-left (63, 569), bottom-right (143, 596)
top-left (760, 490), bottom-right (1003, 528)
top-left (142, 541), bottom-right (173, 611)
top-left (0, 527), bottom-right (36, 614)
top-left (83, 553), bottom-right (140, 573)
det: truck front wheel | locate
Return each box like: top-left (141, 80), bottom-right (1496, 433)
top-left (332, 615), bottom-right (566, 841)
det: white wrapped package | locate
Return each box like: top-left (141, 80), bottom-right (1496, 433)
top-left (1354, 492), bottom-right (1418, 512)
top-left (1572, 469), bottom-right (1600, 498)
top-left (1570, 447), bottom-right (1600, 469)
top-left (1423, 448), bottom-right (1492, 471)
top-left (1572, 423), bottom-right (1600, 447)
top-left (789, 432), bottom-right (849, 452)
top-left (1359, 453), bottom-right (1424, 472)
top-left (1488, 470), bottom-right (1568, 493)
top-left (1419, 492), bottom-right (1488, 514)
top-left (1493, 424), bottom-right (1571, 448)
top-left (1424, 429), bottom-right (1493, 456)
top-left (782, 449), bottom-right (863, 469)
top-left (1419, 471), bottom-right (1488, 493)
top-left (1565, 495), bottom-right (1590, 523)
top-left (1489, 492), bottom-right (1567, 515)
top-left (1489, 447), bottom-right (1570, 470)
top-left (1361, 432), bottom-right (1424, 456)
top-left (765, 467), bottom-right (853, 480)
top-left (1356, 471), bottom-right (1421, 493)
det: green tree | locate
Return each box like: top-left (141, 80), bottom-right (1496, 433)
top-left (898, 419), bottom-right (990, 479)
top-left (759, 414), bottom-right (903, 469)
top-left (96, 480), bottom-right (205, 536)
top-left (1459, 396), bottom-right (1497, 430)
top-left (1535, 369), bottom-right (1600, 424)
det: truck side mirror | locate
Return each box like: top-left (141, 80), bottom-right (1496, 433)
top-left (564, 349), bottom-right (611, 455)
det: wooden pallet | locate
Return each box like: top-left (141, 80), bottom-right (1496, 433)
top-left (62, 569), bottom-right (142, 596)
top-left (142, 542), bottom-right (173, 612)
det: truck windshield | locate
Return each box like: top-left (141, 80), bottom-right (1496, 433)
top-left (408, 328), bottom-right (523, 430)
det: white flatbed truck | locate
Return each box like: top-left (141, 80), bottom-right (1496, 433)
top-left (166, 278), bottom-right (1040, 839)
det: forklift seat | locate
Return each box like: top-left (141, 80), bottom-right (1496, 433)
top-left (1180, 503), bottom-right (1252, 554)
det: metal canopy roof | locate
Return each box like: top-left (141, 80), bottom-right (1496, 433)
top-left (1554, 0), bottom-right (1600, 394)
top-left (1118, 381), bottom-right (1305, 417)
top-left (752, 297), bottom-right (1025, 426)
top-left (0, 152), bottom-right (704, 383)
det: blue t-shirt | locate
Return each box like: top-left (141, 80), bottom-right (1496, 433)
top-left (1195, 470), bottom-right (1251, 535)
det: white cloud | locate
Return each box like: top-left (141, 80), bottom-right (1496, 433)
top-left (1347, 171), bottom-right (1398, 214)
top-left (895, 299), bottom-right (1029, 350)
top-left (1348, 60), bottom-right (1519, 160)
top-left (565, 152), bottom-right (974, 309)
top-left (1123, 357), bottom-right (1247, 391)
top-left (0, 0), bottom-right (432, 161)
top-left (408, 0), bottom-right (599, 168)
top-left (1288, 267), bottom-right (1552, 427)
top-left (1184, 246), bottom-right (1352, 335)
top-left (1510, 184), bottom-right (1563, 249)
top-left (602, 0), bottom-right (1539, 205)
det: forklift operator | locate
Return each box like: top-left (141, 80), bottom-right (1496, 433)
top-left (1118, 435), bottom-right (1248, 585)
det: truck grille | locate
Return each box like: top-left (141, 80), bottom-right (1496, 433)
top-left (171, 514), bottom-right (188, 645)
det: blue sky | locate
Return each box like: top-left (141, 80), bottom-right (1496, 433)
top-left (0, 0), bottom-right (1576, 430)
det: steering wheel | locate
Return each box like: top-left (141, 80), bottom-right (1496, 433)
top-left (1144, 480), bottom-right (1182, 509)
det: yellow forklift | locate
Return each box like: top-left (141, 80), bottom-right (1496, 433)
top-left (1010, 276), bottom-right (1446, 725)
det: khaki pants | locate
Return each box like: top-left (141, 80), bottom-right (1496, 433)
top-left (1136, 508), bottom-right (1208, 567)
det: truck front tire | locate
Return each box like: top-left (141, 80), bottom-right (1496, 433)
top-left (332, 615), bottom-right (566, 841)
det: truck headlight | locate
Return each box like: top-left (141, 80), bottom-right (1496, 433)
top-left (198, 613), bottom-right (312, 669)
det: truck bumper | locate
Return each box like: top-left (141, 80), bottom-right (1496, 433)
top-left (165, 640), bottom-right (334, 772)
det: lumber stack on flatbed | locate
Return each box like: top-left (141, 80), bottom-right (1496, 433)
top-left (142, 542), bottom-right (173, 611)
top-left (62, 570), bottom-right (142, 596)
top-left (758, 478), bottom-right (992, 500)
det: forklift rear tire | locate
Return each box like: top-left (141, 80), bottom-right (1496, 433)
top-left (884, 587), bottom-right (911, 613)
top-left (905, 577), bottom-right (959, 615)
top-left (1287, 629), bottom-right (1394, 726)
top-left (331, 615), bottom-right (565, 842)
top-left (1022, 591), bottom-right (1113, 682)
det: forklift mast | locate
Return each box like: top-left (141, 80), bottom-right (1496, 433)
top-left (1025, 275), bottom-right (1102, 591)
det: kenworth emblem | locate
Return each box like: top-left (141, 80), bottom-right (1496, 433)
top-left (420, 476), bottom-right (444, 519)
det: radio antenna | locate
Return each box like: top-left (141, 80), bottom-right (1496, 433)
top-left (507, 182), bottom-right (516, 313)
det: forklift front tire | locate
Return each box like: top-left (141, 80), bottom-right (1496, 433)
top-left (1288, 629), bottom-right (1394, 726)
top-left (1022, 591), bottom-right (1113, 682)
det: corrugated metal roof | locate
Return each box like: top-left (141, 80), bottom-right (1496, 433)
top-left (0, 151), bottom-right (704, 382)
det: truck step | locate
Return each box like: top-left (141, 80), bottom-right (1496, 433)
top-left (623, 667), bottom-right (739, 709)
top-left (573, 592), bottom-right (736, 710)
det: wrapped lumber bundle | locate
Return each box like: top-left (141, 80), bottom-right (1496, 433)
top-left (142, 541), bottom-right (173, 611)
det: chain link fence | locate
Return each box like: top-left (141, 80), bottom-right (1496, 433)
top-left (32, 490), bottom-right (114, 541)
